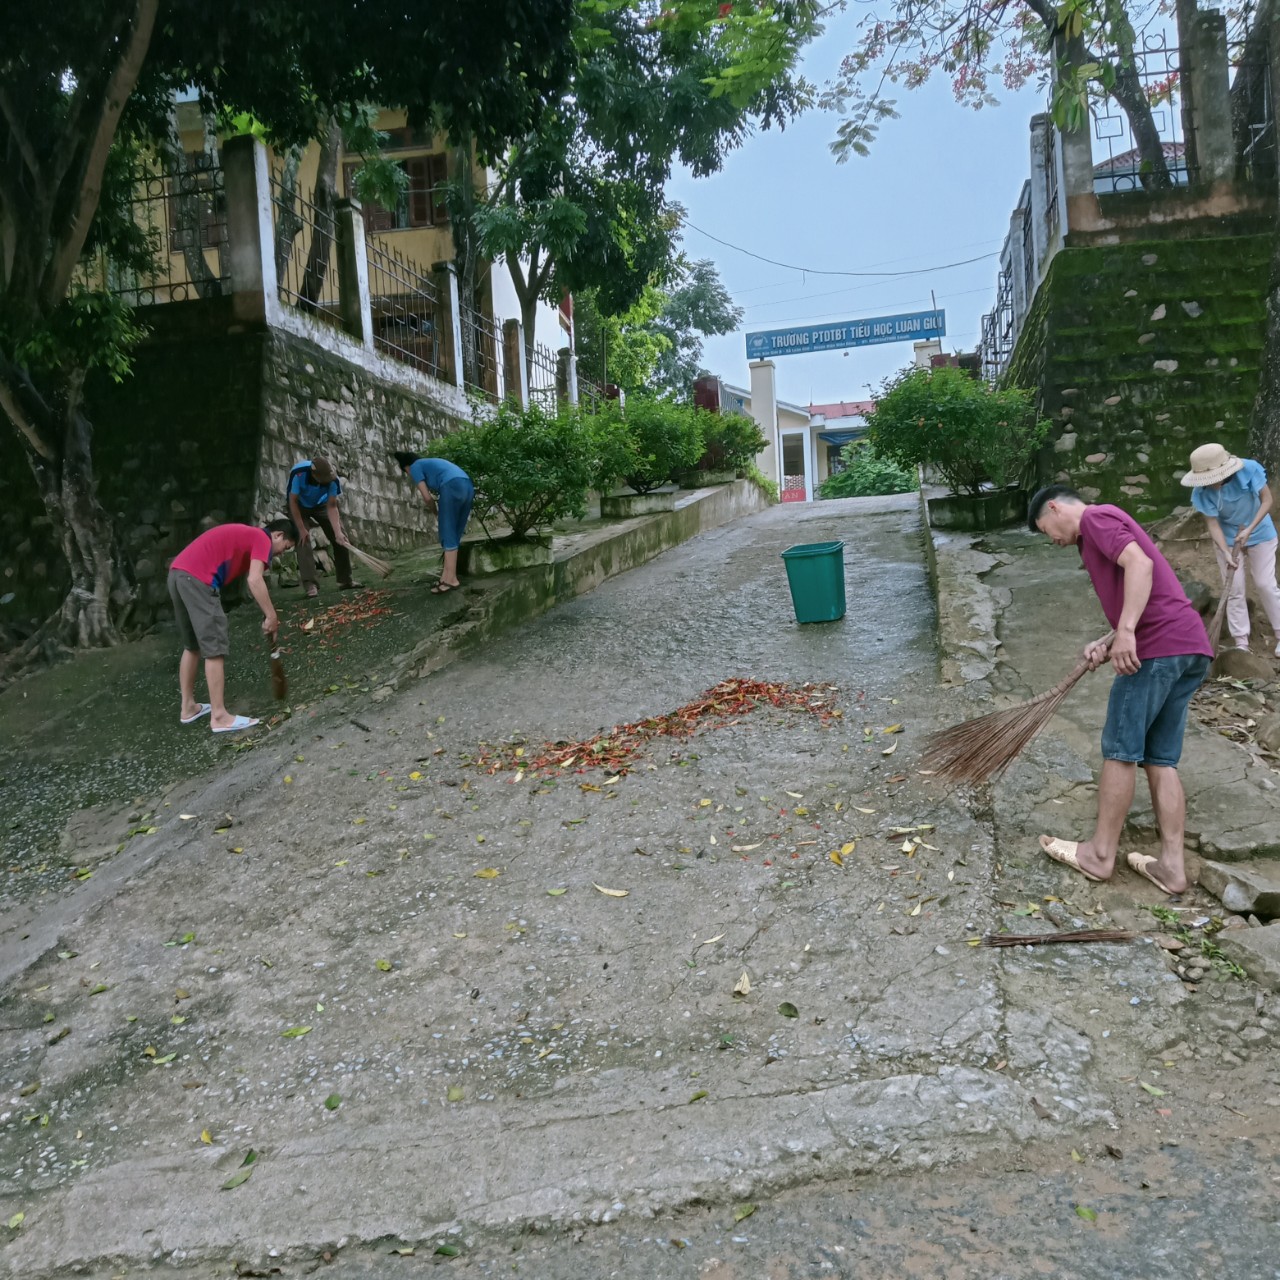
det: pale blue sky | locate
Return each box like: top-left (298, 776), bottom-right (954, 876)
top-left (667, 18), bottom-right (1045, 407)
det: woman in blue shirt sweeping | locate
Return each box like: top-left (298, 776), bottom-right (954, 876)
top-left (1182, 442), bottom-right (1280, 655)
top-left (394, 450), bottom-right (475, 593)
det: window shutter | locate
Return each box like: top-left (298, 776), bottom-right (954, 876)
top-left (407, 157), bottom-right (430, 227)
top-left (428, 154), bottom-right (450, 225)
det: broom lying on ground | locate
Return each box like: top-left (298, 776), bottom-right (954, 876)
top-left (922, 578), bottom-right (1232, 785)
top-left (344, 543), bottom-right (393, 579)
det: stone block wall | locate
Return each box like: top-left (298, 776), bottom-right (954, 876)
top-left (255, 328), bottom-right (461, 552)
top-left (0, 304), bottom-right (468, 642)
top-left (1007, 229), bottom-right (1271, 517)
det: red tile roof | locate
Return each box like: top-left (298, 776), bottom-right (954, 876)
top-left (809, 400), bottom-right (875, 418)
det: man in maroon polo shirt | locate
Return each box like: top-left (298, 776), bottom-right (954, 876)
top-left (1028, 485), bottom-right (1212, 894)
top-left (167, 519), bottom-right (296, 733)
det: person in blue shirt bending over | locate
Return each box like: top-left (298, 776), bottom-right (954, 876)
top-left (1182, 442), bottom-right (1280, 656)
top-left (393, 450), bottom-right (475, 594)
top-left (285, 455), bottom-right (359, 598)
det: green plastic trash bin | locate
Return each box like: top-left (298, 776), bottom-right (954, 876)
top-left (781, 540), bottom-right (846, 624)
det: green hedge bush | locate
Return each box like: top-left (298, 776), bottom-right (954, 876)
top-left (818, 441), bottom-right (918, 498)
top-left (696, 411), bottom-right (767, 474)
top-left (435, 401), bottom-right (594, 540)
top-left (867, 366), bottom-right (1049, 497)
top-left (611, 396), bottom-right (705, 494)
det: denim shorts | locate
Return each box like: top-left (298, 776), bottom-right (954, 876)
top-left (1100, 653), bottom-right (1210, 767)
top-left (437, 476), bottom-right (474, 552)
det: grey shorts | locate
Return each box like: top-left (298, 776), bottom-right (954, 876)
top-left (168, 568), bottom-right (229, 658)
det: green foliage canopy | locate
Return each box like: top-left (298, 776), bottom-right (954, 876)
top-left (867, 365), bottom-right (1049, 497)
top-left (818, 441), bottom-right (918, 499)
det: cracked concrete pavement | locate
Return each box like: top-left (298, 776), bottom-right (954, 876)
top-left (2, 497), bottom-right (1279, 1279)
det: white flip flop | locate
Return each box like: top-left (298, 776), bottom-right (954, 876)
top-left (212, 715), bottom-right (260, 734)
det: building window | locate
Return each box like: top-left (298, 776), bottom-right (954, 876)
top-left (345, 154), bottom-right (449, 231)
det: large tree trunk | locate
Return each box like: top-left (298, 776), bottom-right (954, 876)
top-left (1230, 0), bottom-right (1276, 171)
top-left (1106, 60), bottom-right (1174, 189)
top-left (0, 357), bottom-right (134, 670)
top-left (1100, 0), bottom-right (1173, 190)
top-left (1247, 11), bottom-right (1280, 480)
top-left (273, 146), bottom-right (305, 281)
top-left (299, 116), bottom-right (342, 311)
top-left (160, 97), bottom-right (222, 299)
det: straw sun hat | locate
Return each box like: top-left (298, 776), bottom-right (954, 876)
top-left (1180, 443), bottom-right (1244, 487)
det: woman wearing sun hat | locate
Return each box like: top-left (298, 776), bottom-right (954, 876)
top-left (1182, 442), bottom-right (1280, 655)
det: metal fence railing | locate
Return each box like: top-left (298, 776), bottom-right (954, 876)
top-left (365, 239), bottom-right (446, 379)
top-left (578, 377), bottom-right (606, 414)
top-left (460, 304), bottom-right (501, 402)
top-left (1090, 31), bottom-right (1193, 192)
top-left (979, 269), bottom-right (1015, 385)
top-left (270, 169), bottom-right (342, 326)
top-left (1230, 35), bottom-right (1276, 183)
top-left (528, 339), bottom-right (559, 409)
top-left (101, 156), bottom-right (228, 305)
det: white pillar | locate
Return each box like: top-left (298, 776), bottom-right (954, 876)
top-left (748, 359), bottom-right (778, 487)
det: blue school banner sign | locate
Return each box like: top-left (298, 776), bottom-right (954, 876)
top-left (745, 309), bottom-right (946, 360)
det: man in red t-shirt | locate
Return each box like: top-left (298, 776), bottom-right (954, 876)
top-left (167, 520), bottom-right (296, 733)
top-left (1028, 485), bottom-right (1212, 895)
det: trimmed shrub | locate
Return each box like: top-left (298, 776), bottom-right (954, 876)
top-left (435, 401), bottom-right (594, 541)
top-left (867, 366), bottom-right (1049, 497)
top-left (615, 396), bottom-right (705, 494)
top-left (818, 441), bottom-right (918, 498)
top-left (696, 411), bottom-right (767, 474)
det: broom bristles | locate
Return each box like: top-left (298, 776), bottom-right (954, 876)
top-left (920, 658), bottom-right (1092, 783)
top-left (347, 544), bottom-right (393, 579)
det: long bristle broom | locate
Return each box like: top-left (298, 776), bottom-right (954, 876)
top-left (924, 581), bottom-right (1232, 785)
top-left (919, 655), bottom-right (1097, 783)
top-left (346, 544), bottom-right (393, 579)
top-left (1205, 563), bottom-right (1232, 652)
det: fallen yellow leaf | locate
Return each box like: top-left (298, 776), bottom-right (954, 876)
top-left (473, 868), bottom-right (502, 879)
top-left (907, 902), bottom-right (922, 917)
top-left (829, 849), bottom-right (844, 867)
top-left (733, 970), bottom-right (752, 996)
top-left (841, 841), bottom-right (856, 855)
top-left (593, 884), bottom-right (629, 897)
top-left (855, 806), bottom-right (877, 814)
top-left (731, 842), bottom-right (762, 852)
top-left (882, 742), bottom-right (898, 756)
top-left (883, 724), bottom-right (903, 734)
top-left (200, 1129), bottom-right (212, 1145)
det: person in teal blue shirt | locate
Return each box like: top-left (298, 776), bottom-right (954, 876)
top-left (393, 450), bottom-right (475, 593)
top-left (284, 456), bottom-right (359, 597)
top-left (1182, 442), bottom-right (1280, 655)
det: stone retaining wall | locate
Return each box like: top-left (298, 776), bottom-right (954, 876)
top-left (0, 306), bottom-right (467, 641)
top-left (1007, 229), bottom-right (1271, 517)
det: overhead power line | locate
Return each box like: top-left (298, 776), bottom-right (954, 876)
top-left (682, 218), bottom-right (998, 279)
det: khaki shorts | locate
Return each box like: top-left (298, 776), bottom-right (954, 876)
top-left (168, 568), bottom-right (229, 658)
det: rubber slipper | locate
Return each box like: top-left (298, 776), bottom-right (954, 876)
top-left (180, 703), bottom-right (212, 726)
top-left (305, 585), bottom-right (319, 599)
top-left (1125, 851), bottom-right (1183, 896)
top-left (212, 715), bottom-right (259, 734)
top-left (430, 581), bottom-right (459, 594)
top-left (1039, 835), bottom-right (1106, 883)
top-left (339, 581), bottom-right (365, 591)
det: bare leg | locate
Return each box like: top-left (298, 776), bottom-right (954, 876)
top-left (1058, 758), bottom-right (1136, 880)
top-left (1139, 764), bottom-right (1189, 893)
top-left (440, 548), bottom-right (460, 588)
top-left (205, 657), bottom-right (232, 728)
top-left (179, 649), bottom-right (201, 719)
